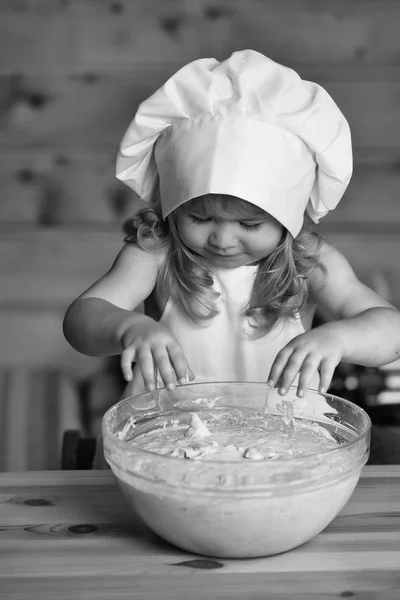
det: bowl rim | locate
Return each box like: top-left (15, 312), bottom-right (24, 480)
top-left (102, 381), bottom-right (372, 466)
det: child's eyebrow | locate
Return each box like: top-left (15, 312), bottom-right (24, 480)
top-left (188, 210), bottom-right (210, 217)
top-left (189, 212), bottom-right (266, 222)
top-left (186, 208), bottom-right (268, 221)
top-left (231, 214), bottom-right (269, 223)
top-left (239, 216), bottom-right (268, 222)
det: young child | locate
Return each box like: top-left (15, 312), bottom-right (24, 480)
top-left (64, 50), bottom-right (400, 410)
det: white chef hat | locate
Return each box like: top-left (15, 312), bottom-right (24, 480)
top-left (116, 50), bottom-right (352, 237)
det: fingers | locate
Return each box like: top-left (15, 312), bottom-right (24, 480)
top-left (275, 351), bottom-right (309, 396)
top-left (318, 358), bottom-right (337, 395)
top-left (121, 346), bottom-right (136, 382)
top-left (122, 346), bottom-right (158, 390)
top-left (152, 342), bottom-right (195, 390)
top-left (167, 345), bottom-right (193, 385)
top-left (121, 343), bottom-right (195, 391)
top-left (268, 348), bottom-right (293, 388)
top-left (296, 355), bottom-right (321, 398)
top-left (152, 348), bottom-right (177, 390)
top-left (269, 348), bottom-right (338, 398)
top-left (139, 350), bottom-right (160, 391)
top-left (270, 350), bottom-right (319, 398)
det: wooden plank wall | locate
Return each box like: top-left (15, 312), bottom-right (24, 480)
top-left (1, 0), bottom-right (400, 376)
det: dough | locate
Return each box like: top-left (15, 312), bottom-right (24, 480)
top-left (122, 406), bottom-right (340, 462)
top-left (110, 399), bottom-right (362, 557)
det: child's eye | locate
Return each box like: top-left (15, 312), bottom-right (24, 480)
top-left (187, 214), bottom-right (211, 224)
top-left (187, 214), bottom-right (263, 230)
top-left (239, 222), bottom-right (263, 231)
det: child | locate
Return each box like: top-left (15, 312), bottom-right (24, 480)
top-left (64, 50), bottom-right (400, 409)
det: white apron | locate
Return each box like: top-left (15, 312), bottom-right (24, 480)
top-left (123, 264), bottom-right (318, 397)
top-left (94, 265), bottom-right (319, 468)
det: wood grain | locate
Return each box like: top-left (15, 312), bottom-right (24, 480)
top-left (1, 154), bottom-right (400, 227)
top-left (2, 72), bottom-right (400, 150)
top-left (0, 371), bottom-right (83, 471)
top-left (0, 467), bottom-right (399, 598)
top-left (0, 309), bottom-right (101, 373)
top-left (1, 0), bottom-right (400, 477)
top-left (2, 0), bottom-right (400, 73)
top-left (0, 228), bottom-right (122, 307)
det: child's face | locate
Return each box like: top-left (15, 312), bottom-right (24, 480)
top-left (175, 195), bottom-right (284, 268)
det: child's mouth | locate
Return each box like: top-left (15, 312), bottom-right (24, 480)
top-left (207, 249), bottom-right (240, 258)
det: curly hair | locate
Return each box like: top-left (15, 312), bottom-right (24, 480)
top-left (123, 194), bottom-right (325, 337)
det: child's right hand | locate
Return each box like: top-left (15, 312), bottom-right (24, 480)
top-left (119, 319), bottom-right (195, 391)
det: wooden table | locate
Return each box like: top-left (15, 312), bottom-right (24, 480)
top-left (0, 467), bottom-right (399, 599)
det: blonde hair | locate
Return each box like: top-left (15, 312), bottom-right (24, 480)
top-left (123, 194), bottom-right (325, 336)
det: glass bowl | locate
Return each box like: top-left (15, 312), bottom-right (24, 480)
top-left (102, 382), bottom-right (371, 558)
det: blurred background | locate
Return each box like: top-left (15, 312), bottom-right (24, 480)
top-left (1, 0), bottom-right (400, 471)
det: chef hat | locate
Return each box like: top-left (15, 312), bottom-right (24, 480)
top-left (116, 50), bottom-right (352, 237)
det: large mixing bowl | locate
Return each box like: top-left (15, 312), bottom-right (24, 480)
top-left (103, 382), bottom-right (371, 558)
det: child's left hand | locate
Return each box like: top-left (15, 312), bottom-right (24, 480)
top-left (267, 326), bottom-right (345, 398)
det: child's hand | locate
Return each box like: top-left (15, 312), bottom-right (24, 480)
top-left (267, 327), bottom-right (345, 398)
top-left (120, 320), bottom-right (195, 391)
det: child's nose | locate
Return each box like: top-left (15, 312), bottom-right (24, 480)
top-left (208, 224), bottom-right (236, 249)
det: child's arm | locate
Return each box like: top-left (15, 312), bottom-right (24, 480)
top-left (63, 244), bottom-right (194, 390)
top-left (268, 240), bottom-right (400, 397)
